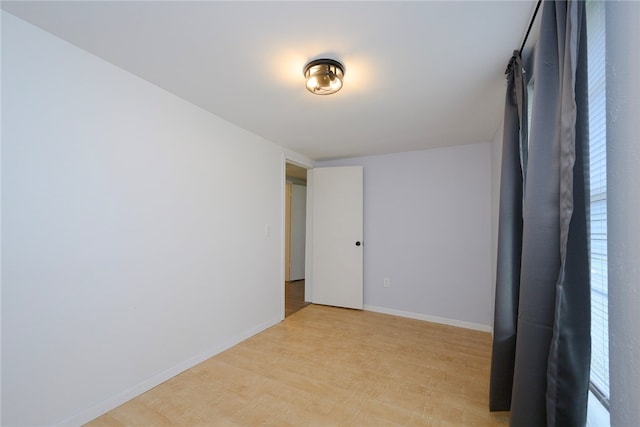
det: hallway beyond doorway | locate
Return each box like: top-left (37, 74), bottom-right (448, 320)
top-left (285, 280), bottom-right (310, 317)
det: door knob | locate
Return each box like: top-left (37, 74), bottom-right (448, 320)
top-left (355, 241), bottom-right (361, 246)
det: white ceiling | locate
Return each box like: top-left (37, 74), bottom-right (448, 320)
top-left (2, 1), bottom-right (537, 161)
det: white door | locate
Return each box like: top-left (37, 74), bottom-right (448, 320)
top-left (289, 184), bottom-right (306, 281)
top-left (311, 166), bottom-right (363, 309)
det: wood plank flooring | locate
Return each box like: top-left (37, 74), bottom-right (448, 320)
top-left (86, 305), bottom-right (509, 426)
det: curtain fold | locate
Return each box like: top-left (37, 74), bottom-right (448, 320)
top-left (490, 1), bottom-right (591, 425)
top-left (489, 51), bottom-right (528, 412)
top-left (544, 1), bottom-right (591, 424)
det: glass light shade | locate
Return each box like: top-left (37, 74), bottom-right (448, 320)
top-left (303, 59), bottom-right (345, 95)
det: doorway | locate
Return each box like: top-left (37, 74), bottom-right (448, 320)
top-left (285, 161), bottom-right (310, 317)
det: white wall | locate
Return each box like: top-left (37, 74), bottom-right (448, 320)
top-left (289, 184), bottom-right (306, 281)
top-left (318, 143), bottom-right (493, 329)
top-left (606, 2), bottom-right (640, 424)
top-left (1, 13), bottom-right (309, 426)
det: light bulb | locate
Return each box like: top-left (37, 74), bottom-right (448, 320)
top-left (306, 76), bottom-right (318, 90)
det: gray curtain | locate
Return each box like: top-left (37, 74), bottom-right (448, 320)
top-left (490, 1), bottom-right (591, 425)
top-left (489, 51), bottom-right (528, 412)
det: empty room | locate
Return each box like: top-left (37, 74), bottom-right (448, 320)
top-left (2, 1), bottom-right (638, 426)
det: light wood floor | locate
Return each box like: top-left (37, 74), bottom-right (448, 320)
top-left (87, 305), bottom-right (510, 426)
top-left (285, 280), bottom-right (310, 318)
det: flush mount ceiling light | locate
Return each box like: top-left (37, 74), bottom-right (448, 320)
top-left (303, 59), bottom-right (345, 95)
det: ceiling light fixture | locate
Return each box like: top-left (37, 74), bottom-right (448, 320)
top-left (303, 59), bottom-right (345, 95)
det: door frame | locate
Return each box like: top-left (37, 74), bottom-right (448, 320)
top-left (281, 154), bottom-right (313, 320)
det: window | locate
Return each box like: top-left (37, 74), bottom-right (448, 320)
top-left (586, 0), bottom-right (609, 409)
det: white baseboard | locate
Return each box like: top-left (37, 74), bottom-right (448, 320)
top-left (364, 304), bottom-right (492, 333)
top-left (55, 316), bottom-right (282, 427)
